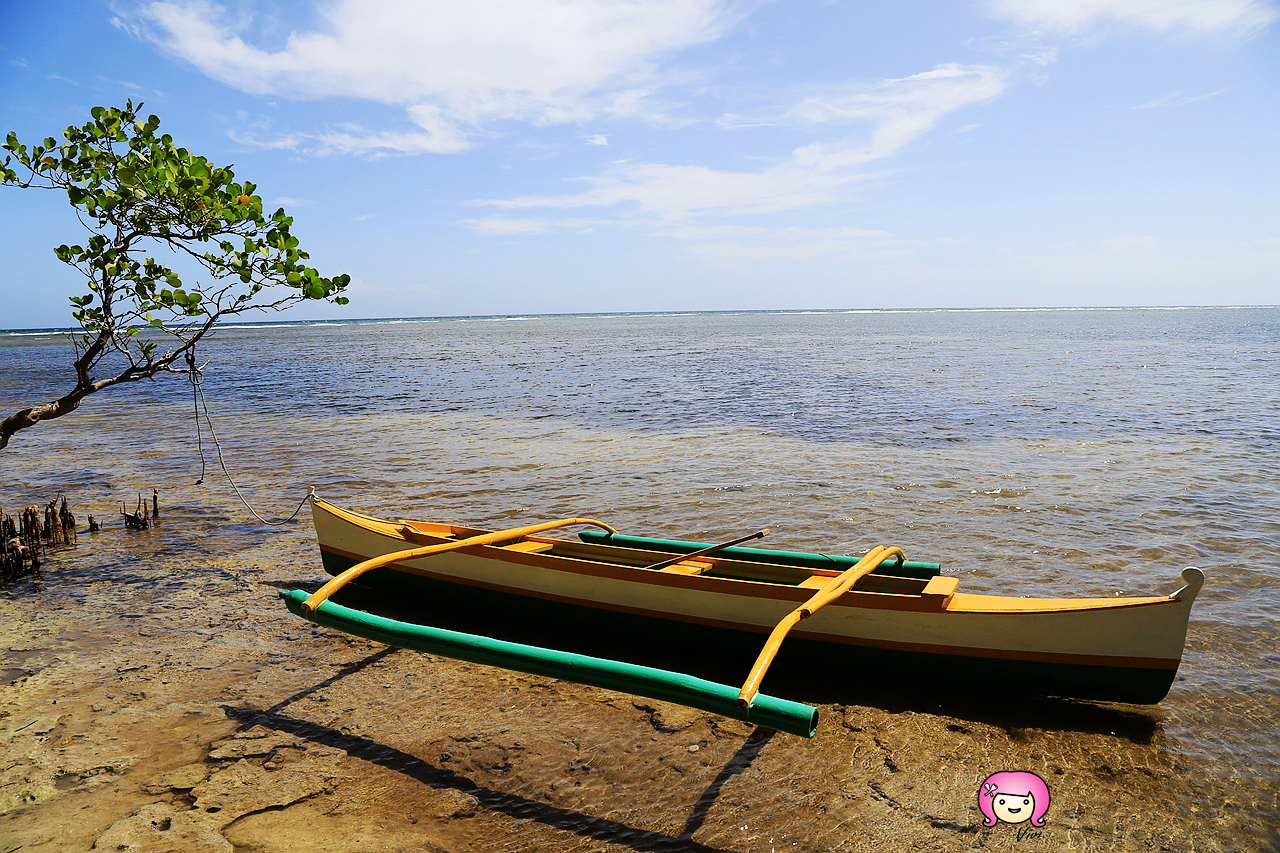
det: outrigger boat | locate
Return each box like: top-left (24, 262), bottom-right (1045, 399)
top-left (280, 493), bottom-right (1204, 738)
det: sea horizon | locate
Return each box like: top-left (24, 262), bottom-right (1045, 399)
top-left (3, 302), bottom-right (1277, 337)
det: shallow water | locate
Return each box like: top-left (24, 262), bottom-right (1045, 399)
top-left (2, 307), bottom-right (1278, 850)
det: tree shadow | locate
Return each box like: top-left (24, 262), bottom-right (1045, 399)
top-left (221, 701), bottom-right (762, 853)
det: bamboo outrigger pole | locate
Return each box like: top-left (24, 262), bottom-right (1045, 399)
top-left (737, 544), bottom-right (905, 709)
top-left (299, 517), bottom-right (618, 613)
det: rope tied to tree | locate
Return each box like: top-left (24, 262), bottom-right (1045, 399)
top-left (187, 353), bottom-right (309, 526)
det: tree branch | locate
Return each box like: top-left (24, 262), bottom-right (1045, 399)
top-left (1, 101), bottom-right (350, 450)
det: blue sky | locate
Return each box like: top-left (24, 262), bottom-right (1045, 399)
top-left (2, 0), bottom-right (1277, 326)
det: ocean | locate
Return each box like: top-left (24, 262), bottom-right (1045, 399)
top-left (2, 306), bottom-right (1277, 851)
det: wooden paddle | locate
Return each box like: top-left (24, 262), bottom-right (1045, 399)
top-left (641, 528), bottom-right (771, 571)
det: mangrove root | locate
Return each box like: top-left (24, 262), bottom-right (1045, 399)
top-left (122, 492), bottom-right (156, 530)
top-left (1, 497), bottom-right (78, 583)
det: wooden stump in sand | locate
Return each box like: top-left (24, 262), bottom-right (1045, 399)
top-left (1, 498), bottom-right (83, 583)
top-left (122, 493), bottom-right (152, 530)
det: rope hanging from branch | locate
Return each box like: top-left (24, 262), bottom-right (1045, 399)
top-left (187, 353), bottom-right (309, 526)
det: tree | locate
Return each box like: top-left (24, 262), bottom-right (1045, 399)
top-left (0, 101), bottom-right (350, 449)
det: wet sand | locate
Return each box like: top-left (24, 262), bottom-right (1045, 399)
top-left (3, 542), bottom-right (1274, 853)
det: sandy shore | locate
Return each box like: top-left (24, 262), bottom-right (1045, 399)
top-left (2, 549), bottom-right (1274, 853)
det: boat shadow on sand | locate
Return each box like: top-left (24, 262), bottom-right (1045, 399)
top-left (294, 583), bottom-right (1165, 743)
top-left (221, 643), bottom-right (776, 853)
top-left (216, 582), bottom-right (1166, 851)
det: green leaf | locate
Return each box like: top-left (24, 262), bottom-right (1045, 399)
top-left (8, 101), bottom-right (353, 397)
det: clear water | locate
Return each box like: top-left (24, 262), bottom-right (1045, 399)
top-left (3, 306), bottom-right (1278, 847)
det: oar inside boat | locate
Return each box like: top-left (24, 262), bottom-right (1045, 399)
top-left (279, 589), bottom-right (820, 738)
top-left (641, 528), bottom-right (770, 571)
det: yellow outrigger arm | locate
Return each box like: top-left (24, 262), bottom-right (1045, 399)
top-left (300, 517), bottom-right (618, 613)
top-left (737, 545), bottom-right (905, 708)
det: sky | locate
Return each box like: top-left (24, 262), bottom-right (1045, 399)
top-left (1, 0), bottom-right (1277, 326)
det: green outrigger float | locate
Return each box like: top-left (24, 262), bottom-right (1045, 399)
top-left (279, 589), bottom-right (819, 737)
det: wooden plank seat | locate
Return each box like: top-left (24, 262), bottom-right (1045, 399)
top-left (658, 560), bottom-right (712, 575)
top-left (500, 540), bottom-right (556, 554)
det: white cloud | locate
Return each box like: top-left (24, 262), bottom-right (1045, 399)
top-left (462, 217), bottom-right (603, 235)
top-left (784, 64), bottom-right (1007, 170)
top-left (483, 161), bottom-right (863, 219)
top-left (480, 64), bottom-right (1008, 220)
top-left (115, 4), bottom-right (1024, 249)
top-left (304, 105), bottom-right (475, 157)
top-left (273, 196), bottom-right (314, 207)
top-left (1019, 47), bottom-right (1059, 65)
top-left (1132, 88), bottom-right (1230, 108)
top-left (983, 0), bottom-right (1279, 37)
top-left (126, 0), bottom-right (749, 152)
top-left (226, 128), bottom-right (304, 150)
